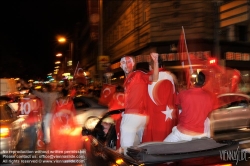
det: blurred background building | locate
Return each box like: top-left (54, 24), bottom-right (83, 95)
top-left (55, 0), bottom-right (250, 92)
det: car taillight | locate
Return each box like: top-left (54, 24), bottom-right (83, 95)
top-left (0, 127), bottom-right (10, 138)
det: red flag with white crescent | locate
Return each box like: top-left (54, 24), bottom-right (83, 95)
top-left (143, 71), bottom-right (178, 142)
top-left (98, 84), bottom-right (116, 106)
top-left (107, 91), bottom-right (124, 150)
top-left (108, 92), bottom-right (124, 121)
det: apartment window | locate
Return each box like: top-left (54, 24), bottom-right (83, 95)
top-left (238, 25), bottom-right (247, 42)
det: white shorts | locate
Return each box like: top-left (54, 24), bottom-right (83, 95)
top-left (163, 126), bottom-right (208, 142)
top-left (120, 114), bottom-right (147, 148)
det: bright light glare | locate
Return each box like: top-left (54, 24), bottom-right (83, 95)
top-left (116, 159), bottom-right (124, 165)
top-left (55, 61), bottom-right (61, 64)
top-left (191, 73), bottom-right (197, 78)
top-left (0, 127), bottom-right (10, 137)
top-left (58, 37), bottom-right (66, 43)
top-left (56, 53), bottom-right (62, 57)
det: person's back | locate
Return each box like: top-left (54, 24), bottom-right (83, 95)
top-left (164, 71), bottom-right (215, 142)
top-left (177, 87), bottom-right (214, 134)
top-left (50, 88), bottom-right (78, 151)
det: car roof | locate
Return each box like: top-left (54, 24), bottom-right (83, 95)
top-left (217, 93), bottom-right (250, 99)
top-left (73, 95), bottom-right (108, 108)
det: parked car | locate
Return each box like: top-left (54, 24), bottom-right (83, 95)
top-left (81, 110), bottom-right (240, 166)
top-left (73, 95), bottom-right (108, 127)
top-left (209, 93), bottom-right (250, 136)
top-left (0, 99), bottom-right (24, 165)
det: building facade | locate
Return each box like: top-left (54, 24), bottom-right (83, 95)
top-left (79, 0), bottom-right (250, 92)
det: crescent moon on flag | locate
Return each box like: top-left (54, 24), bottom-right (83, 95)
top-left (37, 139), bottom-right (44, 147)
top-left (116, 93), bottom-right (124, 106)
top-left (148, 72), bottom-right (175, 105)
top-left (103, 88), bottom-right (111, 98)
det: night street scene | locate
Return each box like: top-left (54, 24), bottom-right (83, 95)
top-left (1, 0), bottom-right (250, 166)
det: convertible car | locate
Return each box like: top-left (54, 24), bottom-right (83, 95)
top-left (81, 110), bottom-right (243, 166)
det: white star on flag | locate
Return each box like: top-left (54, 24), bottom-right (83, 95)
top-left (161, 106), bottom-right (173, 121)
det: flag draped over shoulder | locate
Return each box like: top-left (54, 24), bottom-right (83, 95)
top-left (98, 84), bottom-right (116, 106)
top-left (178, 26), bottom-right (193, 89)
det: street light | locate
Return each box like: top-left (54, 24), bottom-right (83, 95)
top-left (56, 53), bottom-right (62, 57)
top-left (58, 37), bottom-right (66, 43)
top-left (56, 36), bottom-right (74, 75)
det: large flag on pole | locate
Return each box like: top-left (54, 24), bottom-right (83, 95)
top-left (73, 61), bottom-right (87, 85)
top-left (178, 26), bottom-right (193, 89)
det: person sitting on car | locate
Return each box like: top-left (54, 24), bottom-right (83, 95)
top-left (164, 71), bottom-right (217, 142)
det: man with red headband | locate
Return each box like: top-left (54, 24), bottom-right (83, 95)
top-left (119, 53), bottom-right (159, 154)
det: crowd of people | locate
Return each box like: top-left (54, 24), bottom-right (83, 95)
top-left (17, 52), bottom-right (236, 157)
top-left (18, 79), bottom-right (82, 152)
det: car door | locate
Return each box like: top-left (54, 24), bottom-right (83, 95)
top-left (228, 95), bottom-right (250, 129)
top-left (211, 94), bottom-right (250, 132)
top-left (210, 95), bottom-right (233, 132)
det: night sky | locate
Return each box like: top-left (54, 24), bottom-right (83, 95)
top-left (0, 0), bottom-right (87, 80)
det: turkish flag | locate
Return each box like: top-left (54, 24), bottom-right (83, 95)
top-left (108, 92), bottom-right (124, 120)
top-left (98, 84), bottom-right (116, 106)
top-left (36, 128), bottom-right (45, 150)
top-left (143, 71), bottom-right (178, 142)
top-left (108, 92), bottom-right (124, 111)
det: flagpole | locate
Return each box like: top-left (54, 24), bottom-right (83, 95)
top-left (182, 26), bottom-right (193, 75)
top-left (73, 61), bottom-right (79, 80)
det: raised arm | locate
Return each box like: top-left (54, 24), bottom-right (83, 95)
top-left (150, 52), bottom-right (159, 82)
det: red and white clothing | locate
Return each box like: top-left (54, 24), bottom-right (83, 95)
top-left (18, 97), bottom-right (43, 150)
top-left (120, 70), bottom-right (149, 149)
top-left (123, 70), bottom-right (149, 115)
top-left (50, 97), bottom-right (77, 151)
top-left (18, 97), bottom-right (43, 125)
top-left (164, 87), bottom-right (215, 142)
top-left (142, 70), bottom-right (178, 142)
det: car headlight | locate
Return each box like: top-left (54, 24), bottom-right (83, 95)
top-left (84, 117), bottom-right (100, 130)
top-left (0, 127), bottom-right (10, 138)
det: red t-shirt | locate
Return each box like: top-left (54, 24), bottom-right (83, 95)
top-left (51, 98), bottom-right (76, 130)
top-left (123, 70), bottom-right (149, 115)
top-left (18, 97), bottom-right (42, 125)
top-left (50, 98), bottom-right (81, 152)
top-left (176, 87), bottom-right (215, 133)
